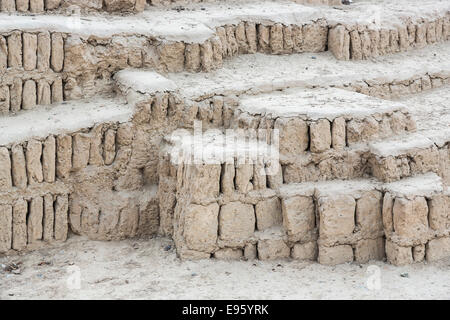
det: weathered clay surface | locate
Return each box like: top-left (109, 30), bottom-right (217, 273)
top-left (0, 0), bottom-right (145, 13)
top-left (0, 1), bottom-right (449, 268)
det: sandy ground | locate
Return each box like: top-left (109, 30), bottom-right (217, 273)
top-left (1, 236), bottom-right (449, 300)
top-left (401, 85), bottom-right (450, 135)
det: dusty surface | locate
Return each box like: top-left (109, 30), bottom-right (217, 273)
top-left (238, 87), bottom-right (405, 119)
top-left (169, 42), bottom-right (450, 99)
top-left (400, 85), bottom-right (450, 146)
top-left (1, 236), bottom-right (449, 299)
top-left (0, 97), bottom-right (131, 146)
top-left (0, 0), bottom-right (448, 41)
top-left (1, 0), bottom-right (449, 298)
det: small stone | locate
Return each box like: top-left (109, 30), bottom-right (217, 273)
top-left (400, 273), bottom-right (409, 278)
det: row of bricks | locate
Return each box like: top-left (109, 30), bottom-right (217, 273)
top-left (386, 237), bottom-right (450, 265)
top-left (0, 32), bottom-right (64, 73)
top-left (164, 158), bottom-right (448, 244)
top-left (161, 143), bottom-right (444, 203)
top-left (329, 16), bottom-right (450, 60)
top-left (235, 109), bottom-right (415, 154)
top-left (0, 0), bottom-right (61, 12)
top-left (0, 194), bottom-right (69, 253)
top-left (348, 73), bottom-right (450, 100)
top-left (68, 196), bottom-right (142, 240)
top-left (210, 238), bottom-right (383, 264)
top-left (370, 145), bottom-right (447, 183)
top-left (177, 182), bottom-right (448, 263)
top-left (191, 72), bottom-right (449, 124)
top-left (159, 20), bottom-right (328, 72)
top-left (210, 235), bottom-right (449, 265)
top-left (178, 196), bottom-right (384, 264)
top-left (0, 124), bottom-right (132, 190)
top-left (0, 77), bottom-right (63, 114)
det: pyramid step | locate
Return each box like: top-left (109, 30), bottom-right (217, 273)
top-left (0, 0), bottom-right (145, 14)
top-left (0, 97), bottom-right (132, 147)
top-left (160, 135), bottom-right (450, 265)
top-left (2, 1), bottom-right (449, 265)
top-left (0, 0), bottom-right (447, 96)
top-left (0, 4), bottom-right (448, 110)
top-left (368, 130), bottom-right (449, 183)
top-left (114, 68), bottom-right (447, 185)
top-left (382, 174), bottom-right (449, 265)
top-left (280, 178), bottom-right (384, 265)
top-left (158, 124), bottom-right (449, 265)
top-left (280, 173), bottom-right (448, 265)
top-left (235, 87), bottom-right (415, 154)
top-left (401, 84), bottom-right (450, 135)
top-left (115, 71), bottom-right (371, 185)
top-left (328, 15), bottom-right (450, 61)
top-left (169, 41), bottom-right (450, 102)
top-left (114, 69), bottom-right (178, 101)
top-left (0, 97), bottom-right (132, 194)
top-left (369, 84), bottom-right (450, 184)
top-left (0, 97), bottom-right (160, 254)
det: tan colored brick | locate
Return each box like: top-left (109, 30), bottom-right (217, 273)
top-left (318, 245), bottom-right (353, 265)
top-left (219, 202), bottom-right (255, 244)
top-left (282, 196), bottom-right (315, 241)
top-left (255, 197), bottom-right (282, 231)
top-left (184, 203), bottom-right (219, 252)
top-left (258, 239), bottom-right (290, 260)
top-left (319, 195), bottom-right (355, 238)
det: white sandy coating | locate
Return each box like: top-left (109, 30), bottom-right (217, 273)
top-left (164, 128), bottom-right (278, 165)
top-left (239, 87), bottom-right (405, 120)
top-left (114, 69), bottom-right (178, 95)
top-left (383, 172), bottom-right (444, 197)
top-left (0, 98), bottom-right (133, 146)
top-left (279, 172), bottom-right (445, 199)
top-left (399, 85), bottom-right (450, 147)
top-left (1, 236), bottom-right (449, 300)
top-left (169, 42), bottom-right (450, 99)
top-left (0, 0), bottom-right (448, 42)
top-left (279, 178), bottom-right (378, 199)
top-left (369, 133), bottom-right (436, 158)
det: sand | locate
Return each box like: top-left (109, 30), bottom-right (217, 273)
top-left (1, 235), bottom-right (449, 299)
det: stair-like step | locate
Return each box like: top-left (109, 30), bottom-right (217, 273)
top-left (0, 0), bottom-right (145, 14)
top-left (1, 2), bottom-right (448, 113)
top-left (169, 41), bottom-right (450, 101)
top-left (397, 85), bottom-right (450, 184)
top-left (0, 97), bottom-right (132, 199)
top-left (114, 69), bottom-right (177, 101)
top-left (113, 68), bottom-right (449, 187)
top-left (1, 1), bottom-right (449, 266)
top-left (236, 87), bottom-right (415, 153)
top-left (156, 123), bottom-right (450, 264)
top-left (0, 97), bottom-right (132, 146)
top-left (368, 130), bottom-right (449, 183)
top-left (401, 84), bottom-right (450, 135)
top-left (282, 173), bottom-right (448, 265)
top-left (382, 174), bottom-right (449, 265)
top-left (0, 97), bottom-right (157, 254)
top-left (158, 127), bottom-right (450, 264)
